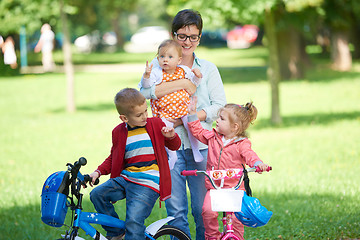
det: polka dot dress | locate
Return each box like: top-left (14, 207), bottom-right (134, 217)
top-left (150, 67), bottom-right (190, 119)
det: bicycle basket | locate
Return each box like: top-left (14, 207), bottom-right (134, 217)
top-left (234, 192), bottom-right (272, 228)
top-left (41, 171), bottom-right (69, 227)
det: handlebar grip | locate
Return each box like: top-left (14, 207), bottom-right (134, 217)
top-left (84, 174), bottom-right (100, 185)
top-left (181, 170), bottom-right (198, 176)
top-left (255, 166), bottom-right (272, 172)
top-left (73, 157), bottom-right (87, 169)
top-left (94, 178), bottom-right (100, 185)
top-left (78, 157), bottom-right (87, 166)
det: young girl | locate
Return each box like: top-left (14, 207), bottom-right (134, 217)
top-left (187, 97), bottom-right (270, 240)
top-left (140, 39), bottom-right (204, 167)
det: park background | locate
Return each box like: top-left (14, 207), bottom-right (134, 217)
top-left (1, 0), bottom-right (360, 239)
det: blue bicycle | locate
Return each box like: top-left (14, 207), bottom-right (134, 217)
top-left (41, 157), bottom-right (190, 240)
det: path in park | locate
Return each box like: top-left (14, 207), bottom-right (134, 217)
top-left (20, 63), bottom-right (144, 74)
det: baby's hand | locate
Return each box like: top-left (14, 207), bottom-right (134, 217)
top-left (143, 61), bottom-right (153, 79)
top-left (187, 96), bottom-right (197, 115)
top-left (192, 68), bottom-right (202, 79)
top-left (161, 126), bottom-right (175, 138)
top-left (256, 163), bottom-right (270, 173)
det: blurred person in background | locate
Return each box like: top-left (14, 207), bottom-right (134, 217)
top-left (34, 23), bottom-right (55, 72)
top-left (0, 35), bottom-right (4, 49)
top-left (2, 36), bottom-right (17, 69)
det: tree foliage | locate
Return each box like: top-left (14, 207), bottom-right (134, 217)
top-left (0, 0), bottom-right (60, 34)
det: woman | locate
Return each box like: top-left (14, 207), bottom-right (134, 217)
top-left (140, 9), bottom-right (226, 239)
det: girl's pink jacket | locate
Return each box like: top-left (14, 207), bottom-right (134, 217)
top-left (187, 117), bottom-right (263, 190)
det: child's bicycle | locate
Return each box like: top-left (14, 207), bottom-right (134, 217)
top-left (181, 165), bottom-right (272, 240)
top-left (41, 157), bottom-right (191, 240)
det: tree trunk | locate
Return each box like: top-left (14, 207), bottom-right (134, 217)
top-left (60, 0), bottom-right (76, 113)
top-left (316, 28), bottom-right (331, 55)
top-left (112, 13), bottom-right (124, 49)
top-left (264, 7), bottom-right (282, 125)
top-left (277, 25), bottom-right (305, 80)
top-left (350, 22), bottom-right (360, 59)
top-left (331, 30), bottom-right (352, 71)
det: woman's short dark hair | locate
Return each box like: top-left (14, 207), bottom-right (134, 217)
top-left (171, 9), bottom-right (203, 36)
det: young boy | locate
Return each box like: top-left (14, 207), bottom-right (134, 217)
top-left (88, 88), bottom-right (181, 240)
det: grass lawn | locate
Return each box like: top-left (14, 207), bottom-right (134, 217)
top-left (0, 46), bottom-right (359, 239)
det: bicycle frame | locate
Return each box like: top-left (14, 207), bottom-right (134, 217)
top-left (69, 208), bottom-right (174, 240)
top-left (218, 212), bottom-right (241, 240)
top-left (44, 157), bottom-right (177, 240)
top-left (182, 166), bottom-right (271, 240)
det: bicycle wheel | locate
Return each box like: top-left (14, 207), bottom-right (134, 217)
top-left (149, 225), bottom-right (191, 240)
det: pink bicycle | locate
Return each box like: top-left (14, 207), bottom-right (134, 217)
top-left (181, 165), bottom-right (272, 240)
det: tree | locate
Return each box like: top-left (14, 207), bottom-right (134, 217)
top-left (60, 0), bottom-right (76, 113)
top-left (97, 0), bottom-right (139, 49)
top-left (322, 0), bottom-right (353, 71)
top-left (0, 0), bottom-right (59, 35)
top-left (264, 6), bottom-right (282, 124)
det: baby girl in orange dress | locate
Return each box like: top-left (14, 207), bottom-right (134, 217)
top-left (140, 40), bottom-right (203, 167)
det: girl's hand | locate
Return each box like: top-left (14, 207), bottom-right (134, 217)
top-left (143, 61), bottom-right (153, 79)
top-left (161, 126), bottom-right (175, 138)
top-left (188, 96), bottom-right (197, 115)
top-left (256, 163), bottom-right (270, 173)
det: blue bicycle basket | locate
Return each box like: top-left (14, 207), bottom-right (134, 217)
top-left (235, 192), bottom-right (272, 228)
top-left (41, 171), bottom-right (69, 227)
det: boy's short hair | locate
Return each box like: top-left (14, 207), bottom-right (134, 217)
top-left (114, 88), bottom-right (146, 115)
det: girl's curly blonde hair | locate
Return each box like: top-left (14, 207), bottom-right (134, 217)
top-left (220, 102), bottom-right (258, 138)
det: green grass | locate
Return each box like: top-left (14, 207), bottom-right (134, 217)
top-left (1, 47), bottom-right (360, 239)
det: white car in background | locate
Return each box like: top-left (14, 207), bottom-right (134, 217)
top-left (125, 26), bottom-right (170, 53)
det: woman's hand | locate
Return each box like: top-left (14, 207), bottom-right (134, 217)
top-left (183, 79), bottom-right (197, 95)
top-left (166, 118), bottom-right (183, 128)
top-left (155, 78), bottom-right (196, 98)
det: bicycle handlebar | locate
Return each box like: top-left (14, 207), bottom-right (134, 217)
top-left (181, 166), bottom-right (272, 189)
top-left (181, 166), bottom-right (271, 177)
top-left (181, 170), bottom-right (198, 176)
top-left (75, 157), bottom-right (87, 167)
top-left (67, 157), bottom-right (100, 196)
top-left (256, 165), bottom-right (272, 172)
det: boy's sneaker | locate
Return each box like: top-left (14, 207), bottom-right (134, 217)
top-left (106, 234), bottom-right (125, 240)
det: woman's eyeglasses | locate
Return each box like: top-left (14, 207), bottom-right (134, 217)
top-left (174, 32), bottom-right (200, 42)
